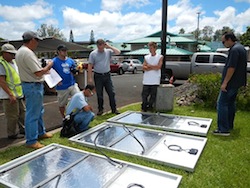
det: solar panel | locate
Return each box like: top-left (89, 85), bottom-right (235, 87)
top-left (70, 122), bottom-right (207, 172)
top-left (107, 111), bottom-right (212, 136)
top-left (0, 144), bottom-right (182, 188)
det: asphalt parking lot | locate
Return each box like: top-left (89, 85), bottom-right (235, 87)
top-left (0, 72), bottom-right (144, 148)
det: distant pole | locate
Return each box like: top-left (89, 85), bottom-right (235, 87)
top-left (196, 12), bottom-right (201, 40)
top-left (161, 0), bottom-right (168, 84)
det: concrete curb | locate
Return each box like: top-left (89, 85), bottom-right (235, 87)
top-left (0, 102), bottom-right (141, 152)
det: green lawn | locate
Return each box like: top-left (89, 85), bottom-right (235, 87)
top-left (0, 103), bottom-right (249, 188)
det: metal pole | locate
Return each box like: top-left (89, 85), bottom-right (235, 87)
top-left (160, 0), bottom-right (168, 84)
top-left (196, 12), bottom-right (200, 40)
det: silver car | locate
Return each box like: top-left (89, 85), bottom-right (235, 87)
top-left (122, 59), bottom-right (143, 74)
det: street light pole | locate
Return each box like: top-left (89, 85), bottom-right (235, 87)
top-left (161, 0), bottom-right (168, 84)
top-left (196, 12), bottom-right (201, 40)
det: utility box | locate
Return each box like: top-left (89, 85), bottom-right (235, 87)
top-left (156, 84), bottom-right (174, 112)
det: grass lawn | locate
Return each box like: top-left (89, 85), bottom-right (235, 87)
top-left (0, 103), bottom-right (249, 188)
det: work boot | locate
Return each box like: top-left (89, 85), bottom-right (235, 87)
top-left (39, 133), bottom-right (53, 139)
top-left (27, 142), bottom-right (45, 149)
top-left (97, 110), bottom-right (104, 116)
top-left (112, 110), bottom-right (120, 115)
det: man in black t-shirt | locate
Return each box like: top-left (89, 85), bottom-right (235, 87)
top-left (213, 32), bottom-right (247, 136)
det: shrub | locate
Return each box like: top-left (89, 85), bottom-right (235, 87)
top-left (189, 73), bottom-right (221, 109)
top-left (189, 73), bottom-right (250, 111)
top-left (237, 85), bottom-right (250, 111)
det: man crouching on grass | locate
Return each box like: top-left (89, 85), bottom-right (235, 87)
top-left (65, 84), bottom-right (95, 132)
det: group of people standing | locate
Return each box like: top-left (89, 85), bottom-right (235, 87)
top-left (0, 31), bottom-right (122, 149)
top-left (0, 30), bottom-right (247, 149)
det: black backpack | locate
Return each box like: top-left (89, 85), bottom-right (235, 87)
top-left (60, 113), bottom-right (80, 138)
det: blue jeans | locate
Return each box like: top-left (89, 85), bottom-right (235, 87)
top-left (22, 82), bottom-right (46, 145)
top-left (74, 111), bottom-right (94, 131)
top-left (217, 88), bottom-right (238, 132)
top-left (94, 73), bottom-right (117, 112)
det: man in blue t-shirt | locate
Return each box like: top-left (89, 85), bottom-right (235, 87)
top-left (52, 44), bottom-right (80, 118)
top-left (66, 84), bottom-right (95, 132)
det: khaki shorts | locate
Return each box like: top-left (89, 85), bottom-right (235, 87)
top-left (56, 83), bottom-right (80, 107)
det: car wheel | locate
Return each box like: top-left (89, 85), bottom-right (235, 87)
top-left (132, 68), bottom-right (137, 74)
top-left (118, 68), bottom-right (123, 75)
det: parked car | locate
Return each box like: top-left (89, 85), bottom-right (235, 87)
top-left (122, 59), bottom-right (143, 74)
top-left (165, 52), bottom-right (250, 80)
top-left (110, 60), bottom-right (128, 75)
top-left (74, 59), bottom-right (129, 75)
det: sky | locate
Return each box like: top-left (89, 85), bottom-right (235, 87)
top-left (0, 0), bottom-right (250, 42)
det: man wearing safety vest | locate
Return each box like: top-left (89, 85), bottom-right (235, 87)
top-left (0, 44), bottom-right (25, 139)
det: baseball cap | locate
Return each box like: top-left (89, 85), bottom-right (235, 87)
top-left (57, 44), bottom-right (68, 51)
top-left (1, 43), bottom-right (17, 54)
top-left (22, 31), bottom-right (43, 41)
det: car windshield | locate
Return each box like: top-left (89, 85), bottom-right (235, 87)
top-left (122, 61), bottom-right (130, 63)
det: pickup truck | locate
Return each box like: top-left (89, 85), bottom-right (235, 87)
top-left (165, 52), bottom-right (250, 80)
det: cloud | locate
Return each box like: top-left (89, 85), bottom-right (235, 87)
top-left (167, 1), bottom-right (250, 35)
top-left (0, 0), bottom-right (250, 42)
top-left (61, 0), bottom-right (250, 42)
top-left (0, 0), bottom-right (52, 22)
top-left (62, 5), bottom-right (163, 42)
top-left (0, 0), bottom-right (53, 39)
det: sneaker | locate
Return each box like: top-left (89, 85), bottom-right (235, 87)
top-left (212, 130), bottom-right (230, 136)
top-left (97, 110), bottom-right (104, 116)
top-left (39, 133), bottom-right (53, 139)
top-left (27, 142), bottom-right (45, 149)
top-left (112, 110), bottom-right (120, 115)
top-left (8, 134), bottom-right (24, 139)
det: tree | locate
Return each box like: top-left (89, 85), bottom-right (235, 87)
top-left (69, 30), bottom-right (74, 42)
top-left (240, 26), bottom-right (250, 46)
top-left (179, 28), bottom-right (185, 34)
top-left (89, 30), bottom-right (95, 44)
top-left (213, 26), bottom-right (234, 41)
top-left (202, 26), bottom-right (213, 41)
top-left (190, 29), bottom-right (201, 40)
top-left (37, 24), bottom-right (66, 41)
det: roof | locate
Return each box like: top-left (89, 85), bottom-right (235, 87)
top-left (126, 36), bottom-right (197, 44)
top-left (0, 37), bottom-right (90, 53)
top-left (206, 41), bottom-right (224, 52)
top-left (124, 46), bottom-right (193, 56)
top-left (146, 31), bottom-right (178, 37)
top-left (88, 42), bottom-right (131, 51)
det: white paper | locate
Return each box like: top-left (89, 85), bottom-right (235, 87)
top-left (44, 68), bottom-right (62, 88)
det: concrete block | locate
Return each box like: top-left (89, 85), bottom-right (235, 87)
top-left (156, 84), bottom-right (174, 112)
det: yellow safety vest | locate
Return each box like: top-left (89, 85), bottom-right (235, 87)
top-left (0, 57), bottom-right (23, 98)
